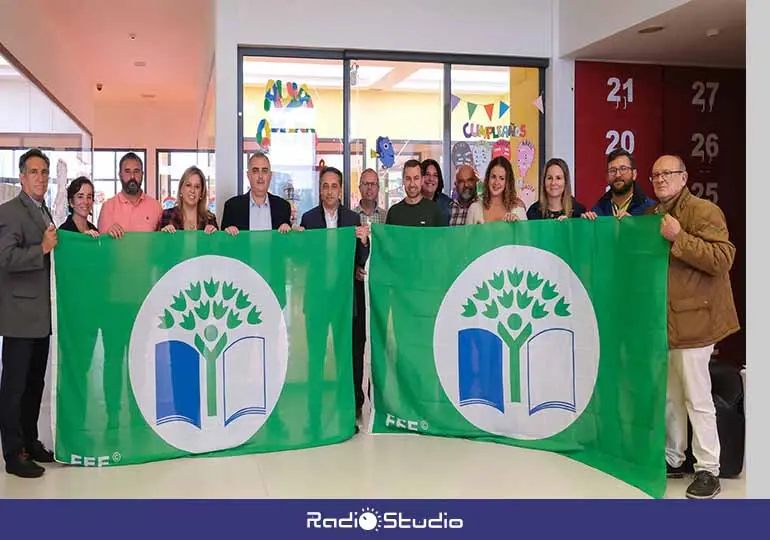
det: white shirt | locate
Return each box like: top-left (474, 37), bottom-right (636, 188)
top-left (324, 206), bottom-right (338, 229)
top-left (466, 200), bottom-right (527, 224)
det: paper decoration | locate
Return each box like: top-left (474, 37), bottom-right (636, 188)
top-left (492, 140), bottom-right (511, 159)
top-left (484, 103), bottom-right (495, 121)
top-left (516, 140), bottom-right (536, 179)
top-left (264, 79), bottom-right (314, 112)
top-left (467, 102), bottom-right (478, 119)
top-left (256, 118), bottom-right (271, 151)
top-left (451, 94), bottom-right (461, 111)
top-left (463, 122), bottom-right (527, 140)
top-left (369, 136), bottom-right (395, 169)
top-left (533, 94), bottom-right (544, 113)
top-left (498, 100), bottom-right (510, 118)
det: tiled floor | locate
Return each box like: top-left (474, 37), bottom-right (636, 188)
top-left (0, 431), bottom-right (745, 499)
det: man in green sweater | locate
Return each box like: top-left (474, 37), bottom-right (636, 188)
top-left (385, 159), bottom-right (445, 227)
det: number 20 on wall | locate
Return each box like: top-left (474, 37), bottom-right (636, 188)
top-left (605, 130), bottom-right (635, 154)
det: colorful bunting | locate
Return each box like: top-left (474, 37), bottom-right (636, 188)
top-left (533, 94), bottom-right (544, 114)
top-left (498, 100), bottom-right (510, 118)
top-left (451, 94), bottom-right (461, 111)
top-left (484, 103), bottom-right (495, 121)
top-left (467, 102), bottom-right (478, 119)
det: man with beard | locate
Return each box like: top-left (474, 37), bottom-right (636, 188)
top-left (582, 149), bottom-right (655, 220)
top-left (385, 159), bottom-right (444, 227)
top-left (449, 164), bottom-right (479, 226)
top-left (97, 152), bottom-right (162, 237)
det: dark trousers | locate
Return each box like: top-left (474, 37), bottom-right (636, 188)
top-left (353, 280), bottom-right (367, 414)
top-left (0, 336), bottom-right (50, 461)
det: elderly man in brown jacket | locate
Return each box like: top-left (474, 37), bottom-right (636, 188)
top-left (647, 154), bottom-right (740, 500)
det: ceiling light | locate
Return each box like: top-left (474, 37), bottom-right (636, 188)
top-left (638, 25), bottom-right (665, 34)
top-left (140, 93), bottom-right (156, 99)
top-left (706, 28), bottom-right (720, 38)
top-left (134, 60), bottom-right (146, 67)
top-left (128, 33), bottom-right (137, 40)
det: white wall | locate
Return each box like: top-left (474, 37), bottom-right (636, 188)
top-left (215, 0), bottom-right (557, 217)
top-left (94, 99), bottom-right (200, 198)
top-left (0, 78), bottom-right (85, 135)
top-left (558, 0), bottom-right (692, 56)
top-left (0, 0), bottom-right (94, 132)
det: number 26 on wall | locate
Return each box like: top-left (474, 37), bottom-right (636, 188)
top-left (605, 130), bottom-right (635, 154)
top-left (691, 181), bottom-right (719, 204)
top-left (691, 132), bottom-right (719, 163)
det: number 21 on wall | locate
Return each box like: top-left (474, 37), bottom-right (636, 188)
top-left (605, 130), bottom-right (635, 154)
top-left (607, 77), bottom-right (634, 109)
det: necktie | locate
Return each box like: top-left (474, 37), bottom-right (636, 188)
top-left (41, 202), bottom-right (52, 227)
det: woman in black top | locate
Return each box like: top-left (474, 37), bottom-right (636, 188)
top-left (59, 176), bottom-right (99, 236)
top-left (527, 157), bottom-right (586, 220)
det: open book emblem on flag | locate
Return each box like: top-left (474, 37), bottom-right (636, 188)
top-left (434, 245), bottom-right (600, 441)
top-left (129, 255), bottom-right (288, 455)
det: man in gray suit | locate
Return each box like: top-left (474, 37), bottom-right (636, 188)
top-left (0, 148), bottom-right (58, 478)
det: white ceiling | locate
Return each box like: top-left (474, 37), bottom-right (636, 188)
top-left (42, 0), bottom-right (213, 103)
top-left (570, 0), bottom-right (746, 68)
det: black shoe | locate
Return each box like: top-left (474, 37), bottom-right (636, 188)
top-left (5, 454), bottom-right (45, 478)
top-left (667, 463), bottom-right (688, 479)
top-left (25, 441), bottom-right (54, 463)
top-left (686, 471), bottom-right (721, 499)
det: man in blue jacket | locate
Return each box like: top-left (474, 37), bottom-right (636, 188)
top-left (582, 149), bottom-right (655, 220)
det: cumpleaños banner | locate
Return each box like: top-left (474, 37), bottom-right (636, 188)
top-left (368, 216), bottom-right (671, 498)
top-left (51, 229), bottom-right (357, 467)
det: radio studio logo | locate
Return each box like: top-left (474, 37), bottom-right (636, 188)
top-left (306, 507), bottom-right (463, 531)
top-left (128, 255), bottom-right (288, 454)
top-left (434, 245), bottom-right (600, 440)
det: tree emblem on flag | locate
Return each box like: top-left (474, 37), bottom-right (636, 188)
top-left (461, 268), bottom-right (571, 404)
top-left (159, 278), bottom-right (263, 418)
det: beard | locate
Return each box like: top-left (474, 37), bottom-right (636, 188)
top-left (610, 179), bottom-right (633, 196)
top-left (458, 187), bottom-right (475, 201)
top-left (123, 180), bottom-right (140, 195)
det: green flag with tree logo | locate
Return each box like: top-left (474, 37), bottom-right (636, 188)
top-left (368, 216), bottom-right (670, 498)
top-left (52, 229), bottom-right (356, 467)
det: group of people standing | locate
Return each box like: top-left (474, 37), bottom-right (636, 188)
top-left (0, 146), bottom-right (739, 502)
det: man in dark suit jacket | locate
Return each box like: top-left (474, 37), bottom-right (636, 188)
top-left (221, 151), bottom-right (292, 234)
top-left (0, 149), bottom-right (58, 478)
top-left (299, 167), bottom-right (370, 433)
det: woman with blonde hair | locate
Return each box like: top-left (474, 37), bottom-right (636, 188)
top-left (526, 157), bottom-right (587, 220)
top-left (466, 156), bottom-right (527, 224)
top-left (159, 166), bottom-right (218, 233)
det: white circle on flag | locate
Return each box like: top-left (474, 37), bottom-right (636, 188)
top-left (128, 255), bottom-right (288, 454)
top-left (433, 245), bottom-right (600, 440)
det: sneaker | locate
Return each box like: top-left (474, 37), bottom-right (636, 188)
top-left (686, 471), bottom-right (721, 499)
top-left (667, 463), bottom-right (688, 479)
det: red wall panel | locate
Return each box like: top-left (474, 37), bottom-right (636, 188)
top-left (662, 66), bottom-right (746, 365)
top-left (574, 61), bottom-right (663, 208)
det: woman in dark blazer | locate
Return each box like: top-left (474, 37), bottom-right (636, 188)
top-left (59, 176), bottom-right (99, 236)
top-left (158, 166), bottom-right (218, 233)
top-left (527, 157), bottom-right (587, 220)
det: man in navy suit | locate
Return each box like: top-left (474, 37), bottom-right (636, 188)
top-left (221, 151), bottom-right (292, 234)
top-left (299, 167), bottom-right (370, 432)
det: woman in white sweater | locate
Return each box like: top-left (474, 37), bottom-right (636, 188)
top-left (466, 156), bottom-right (527, 224)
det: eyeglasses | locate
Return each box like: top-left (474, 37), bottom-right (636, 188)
top-left (649, 170), bottom-right (685, 183)
top-left (607, 165), bottom-right (633, 176)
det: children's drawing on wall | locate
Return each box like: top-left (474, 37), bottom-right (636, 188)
top-left (492, 140), bottom-right (511, 160)
top-left (52, 159), bottom-right (68, 226)
top-left (516, 140), bottom-right (537, 208)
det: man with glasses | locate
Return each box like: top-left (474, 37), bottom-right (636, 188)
top-left (645, 154), bottom-right (739, 500)
top-left (582, 149), bottom-right (655, 220)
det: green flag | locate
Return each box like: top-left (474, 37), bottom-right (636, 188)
top-left (368, 216), bottom-right (670, 498)
top-left (51, 228), bottom-right (357, 467)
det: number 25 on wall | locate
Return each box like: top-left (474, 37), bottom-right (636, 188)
top-left (691, 181), bottom-right (719, 204)
top-left (605, 130), bottom-right (635, 154)
top-left (607, 77), bottom-right (634, 109)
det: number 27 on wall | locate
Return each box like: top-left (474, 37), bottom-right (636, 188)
top-left (607, 77), bottom-right (633, 109)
